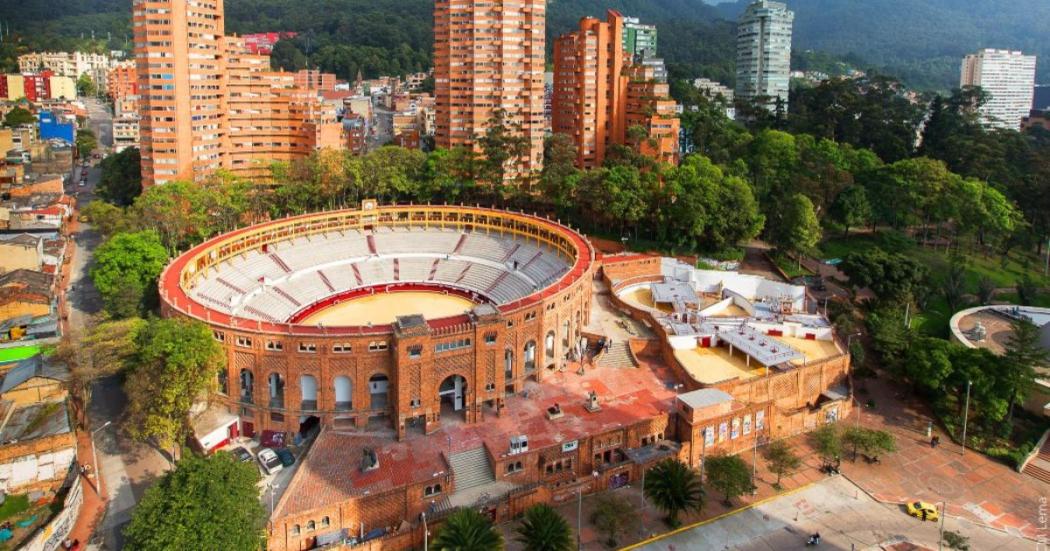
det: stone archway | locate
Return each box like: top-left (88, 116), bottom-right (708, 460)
top-left (437, 374), bottom-right (468, 420)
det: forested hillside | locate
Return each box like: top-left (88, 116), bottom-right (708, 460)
top-left (716, 0), bottom-right (1050, 89)
top-left (1, 0), bottom-right (1045, 90)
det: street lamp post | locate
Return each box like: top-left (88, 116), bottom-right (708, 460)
top-left (938, 500), bottom-right (947, 551)
top-left (89, 420), bottom-right (112, 493)
top-left (576, 487), bottom-right (583, 550)
top-left (961, 380), bottom-right (972, 455)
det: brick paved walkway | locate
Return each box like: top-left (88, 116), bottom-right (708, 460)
top-left (840, 375), bottom-right (1048, 540)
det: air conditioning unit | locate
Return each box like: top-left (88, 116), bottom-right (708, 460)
top-left (509, 435), bottom-right (529, 455)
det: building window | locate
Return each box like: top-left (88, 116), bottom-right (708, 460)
top-left (298, 342), bottom-right (317, 353)
top-left (407, 345), bottom-right (423, 358)
top-left (369, 341), bottom-right (388, 352)
top-left (333, 343), bottom-right (352, 353)
top-left (424, 484), bottom-right (443, 497)
top-left (265, 341), bottom-right (283, 351)
top-left (236, 336), bottom-right (252, 348)
top-left (320, 516), bottom-right (330, 528)
top-left (410, 398), bottom-right (421, 408)
top-left (524, 311), bottom-right (537, 322)
top-left (306, 521), bottom-right (315, 532)
top-left (506, 461), bottom-right (523, 474)
top-left (213, 330), bottom-right (225, 342)
top-left (435, 338), bottom-right (471, 353)
top-left (291, 525), bottom-right (300, 536)
top-left (484, 333), bottom-right (497, 345)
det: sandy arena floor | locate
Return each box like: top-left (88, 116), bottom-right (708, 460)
top-left (674, 345), bottom-right (767, 385)
top-left (774, 336), bottom-right (842, 366)
top-left (300, 291), bottom-right (476, 325)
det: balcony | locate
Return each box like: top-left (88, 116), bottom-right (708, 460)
top-left (334, 401), bottom-right (352, 412)
top-left (300, 400), bottom-right (318, 412)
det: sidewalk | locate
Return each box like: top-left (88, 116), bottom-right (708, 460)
top-left (842, 376), bottom-right (1048, 540)
top-left (67, 427), bottom-right (108, 546)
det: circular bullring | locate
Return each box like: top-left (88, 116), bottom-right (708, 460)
top-left (160, 204), bottom-right (595, 436)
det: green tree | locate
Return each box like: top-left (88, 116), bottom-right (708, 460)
top-left (1002, 319), bottom-right (1048, 422)
top-left (705, 454), bottom-right (753, 507)
top-left (90, 230), bottom-right (169, 318)
top-left (768, 193), bottom-right (822, 268)
top-left (123, 452), bottom-right (266, 550)
top-left (839, 247), bottom-right (928, 303)
top-left (80, 201), bottom-right (133, 239)
top-left (432, 508), bottom-right (503, 551)
top-left (829, 185), bottom-right (872, 235)
top-left (765, 440), bottom-right (801, 489)
top-left (97, 148), bottom-right (143, 206)
top-left (589, 493), bottom-right (638, 548)
top-left (2, 106), bottom-right (35, 127)
top-left (643, 458), bottom-right (704, 527)
top-left (515, 504), bottom-right (573, 551)
top-left (478, 109), bottom-right (529, 192)
top-left (811, 424), bottom-right (843, 469)
top-left (76, 128), bottom-right (98, 157)
top-left (540, 134), bottom-right (579, 214)
top-left (76, 73), bottom-right (97, 97)
top-left (124, 318), bottom-right (225, 451)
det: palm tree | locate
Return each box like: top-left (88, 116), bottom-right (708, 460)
top-left (643, 458), bottom-right (704, 527)
top-left (515, 504), bottom-right (573, 551)
top-left (432, 508), bottom-right (504, 551)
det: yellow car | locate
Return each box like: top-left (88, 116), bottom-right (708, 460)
top-left (906, 501), bottom-right (940, 522)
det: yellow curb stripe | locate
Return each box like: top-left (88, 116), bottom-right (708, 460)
top-left (619, 480), bottom-right (821, 550)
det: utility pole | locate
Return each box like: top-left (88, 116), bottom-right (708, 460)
top-left (961, 381), bottom-right (972, 454)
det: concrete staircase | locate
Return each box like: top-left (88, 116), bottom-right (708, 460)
top-left (597, 341), bottom-right (638, 369)
top-left (449, 447), bottom-right (495, 492)
top-left (1022, 437), bottom-right (1050, 484)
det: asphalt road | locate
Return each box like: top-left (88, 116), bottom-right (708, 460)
top-left (83, 97), bottom-right (113, 149)
top-left (67, 114), bottom-right (171, 549)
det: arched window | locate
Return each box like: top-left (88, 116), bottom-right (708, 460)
top-left (239, 370), bottom-right (254, 404)
top-left (217, 370), bottom-right (228, 395)
top-left (300, 375), bottom-right (318, 411)
top-left (545, 331), bottom-right (555, 359)
top-left (291, 525), bottom-right (300, 536)
top-left (306, 520), bottom-right (316, 532)
top-left (321, 516), bottom-right (330, 528)
top-left (334, 376), bottom-right (352, 411)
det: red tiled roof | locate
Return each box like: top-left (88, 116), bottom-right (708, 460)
top-left (276, 432), bottom-right (448, 517)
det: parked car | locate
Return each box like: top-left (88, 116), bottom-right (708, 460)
top-left (906, 501), bottom-right (939, 522)
top-left (230, 446), bottom-right (253, 463)
top-left (275, 448), bottom-right (295, 467)
top-left (257, 448), bottom-right (283, 475)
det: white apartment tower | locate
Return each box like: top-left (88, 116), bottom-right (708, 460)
top-left (735, 0), bottom-right (794, 111)
top-left (960, 49), bottom-right (1037, 130)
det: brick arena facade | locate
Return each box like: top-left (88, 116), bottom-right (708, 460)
top-left (159, 204), bottom-right (596, 440)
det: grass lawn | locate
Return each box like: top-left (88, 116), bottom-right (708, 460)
top-left (770, 252), bottom-right (812, 279)
top-left (0, 346), bottom-right (41, 364)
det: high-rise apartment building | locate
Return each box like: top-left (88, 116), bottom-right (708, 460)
top-left (622, 17), bottom-right (657, 61)
top-left (960, 49), bottom-right (1037, 130)
top-left (434, 0), bottom-right (546, 180)
top-left (133, 0), bottom-right (227, 186)
top-left (735, 0), bottom-right (794, 111)
top-left (552, 10), bottom-right (628, 169)
top-left (224, 37), bottom-right (342, 179)
top-left (552, 12), bottom-right (680, 169)
top-left (626, 64), bottom-right (680, 166)
top-left (133, 0), bottom-right (341, 186)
